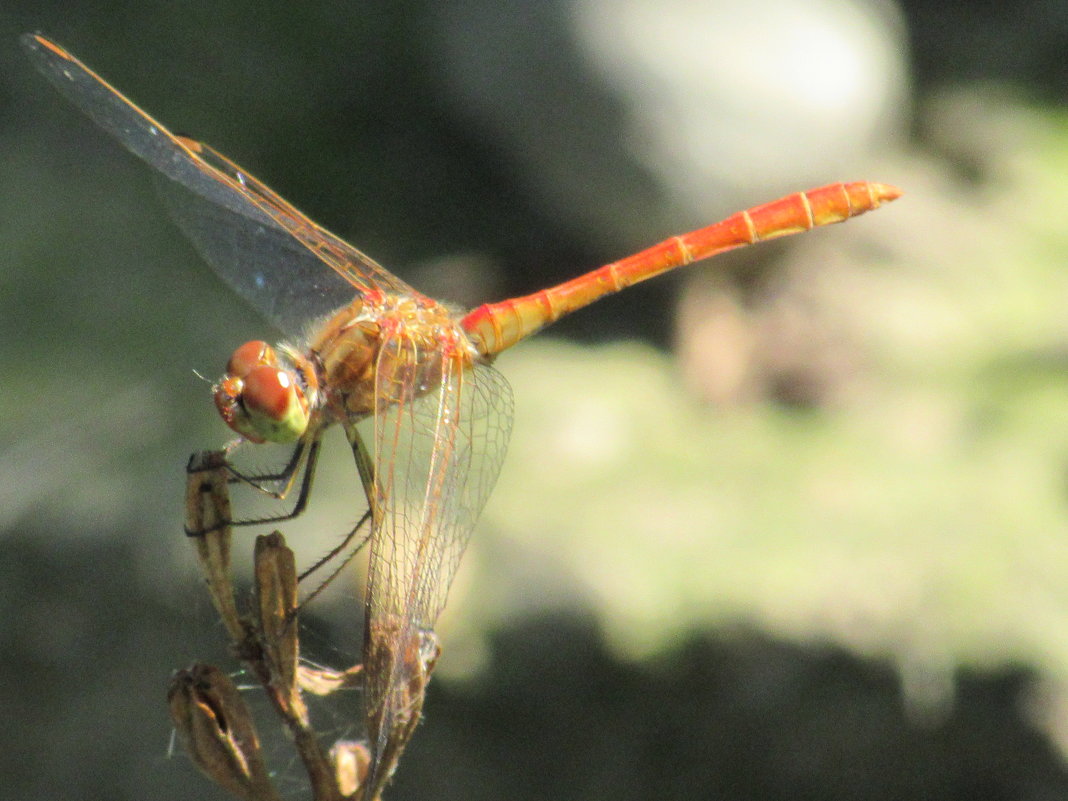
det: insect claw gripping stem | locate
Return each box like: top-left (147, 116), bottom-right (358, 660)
top-left (184, 450), bottom-right (234, 537)
top-left (183, 438), bottom-right (324, 535)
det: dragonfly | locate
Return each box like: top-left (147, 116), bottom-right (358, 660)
top-left (23, 33), bottom-right (900, 800)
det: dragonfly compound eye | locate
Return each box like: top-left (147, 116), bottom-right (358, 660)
top-left (237, 365), bottom-right (310, 443)
top-left (226, 340), bottom-right (278, 378)
top-left (213, 364), bottom-right (310, 444)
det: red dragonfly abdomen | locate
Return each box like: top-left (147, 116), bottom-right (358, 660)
top-left (462, 181), bottom-right (901, 358)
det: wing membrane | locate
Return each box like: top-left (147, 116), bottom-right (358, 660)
top-left (21, 34), bottom-right (416, 337)
top-left (367, 353), bottom-right (511, 631)
top-left (359, 338), bottom-right (512, 769)
top-left (170, 139), bottom-right (418, 300)
top-left (156, 171), bottom-right (358, 335)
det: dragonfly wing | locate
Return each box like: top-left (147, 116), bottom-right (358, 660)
top-left (22, 36), bottom-right (263, 220)
top-left (161, 139), bottom-right (420, 301)
top-left (21, 34), bottom-right (416, 337)
top-left (359, 337), bottom-right (512, 781)
top-left (155, 171), bottom-right (357, 336)
top-left (366, 352), bottom-right (512, 633)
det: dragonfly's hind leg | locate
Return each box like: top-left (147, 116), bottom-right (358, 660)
top-left (291, 507), bottom-right (373, 615)
top-left (294, 425), bottom-right (378, 607)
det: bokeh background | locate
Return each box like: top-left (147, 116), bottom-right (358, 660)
top-left (3, 0), bottom-right (1068, 799)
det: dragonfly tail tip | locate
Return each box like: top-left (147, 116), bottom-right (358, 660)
top-left (871, 182), bottom-right (903, 204)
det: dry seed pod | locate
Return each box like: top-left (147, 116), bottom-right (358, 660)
top-left (330, 740), bottom-right (372, 798)
top-left (184, 451), bottom-right (245, 642)
top-left (168, 664), bottom-right (279, 801)
top-left (254, 532), bottom-right (303, 718)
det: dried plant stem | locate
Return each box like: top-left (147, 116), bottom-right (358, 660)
top-left (180, 450), bottom-right (352, 801)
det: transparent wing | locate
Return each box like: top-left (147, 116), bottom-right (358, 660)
top-left (163, 139), bottom-right (419, 302)
top-left (367, 354), bottom-right (512, 632)
top-left (154, 168), bottom-right (358, 336)
top-left (358, 338), bottom-right (512, 765)
top-left (21, 34), bottom-right (417, 337)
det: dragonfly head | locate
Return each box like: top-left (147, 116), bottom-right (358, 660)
top-left (213, 340), bottom-right (316, 444)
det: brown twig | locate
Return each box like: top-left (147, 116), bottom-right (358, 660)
top-left (179, 450), bottom-right (350, 801)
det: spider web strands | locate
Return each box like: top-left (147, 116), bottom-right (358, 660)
top-left (358, 325), bottom-right (513, 798)
top-left (461, 181), bottom-right (901, 357)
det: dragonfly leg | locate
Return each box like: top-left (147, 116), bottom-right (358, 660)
top-left (347, 422), bottom-right (376, 519)
top-left (184, 436), bottom-right (322, 534)
top-left (292, 425), bottom-right (378, 607)
top-left (298, 508), bottom-right (372, 583)
top-left (220, 436), bottom-right (313, 497)
top-left (291, 508), bottom-right (373, 614)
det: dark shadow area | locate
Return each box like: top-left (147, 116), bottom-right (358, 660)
top-left (6, 531), bottom-right (1067, 801)
top-left (900, 0), bottom-right (1068, 97)
top-left (394, 614), bottom-right (1068, 801)
top-left (0, 531), bottom-right (231, 801)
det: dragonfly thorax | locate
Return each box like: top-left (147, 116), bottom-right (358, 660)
top-left (310, 292), bottom-right (479, 421)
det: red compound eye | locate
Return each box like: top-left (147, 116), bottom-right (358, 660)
top-left (226, 340), bottom-right (277, 378)
top-left (224, 365), bottom-right (309, 443)
top-left (241, 366), bottom-right (296, 421)
top-left (213, 343), bottom-right (312, 443)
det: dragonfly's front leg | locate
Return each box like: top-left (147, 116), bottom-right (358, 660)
top-left (184, 435), bottom-right (322, 535)
top-left (222, 434), bottom-right (310, 491)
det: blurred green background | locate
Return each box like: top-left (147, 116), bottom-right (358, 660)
top-left (4, 0), bottom-right (1068, 799)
